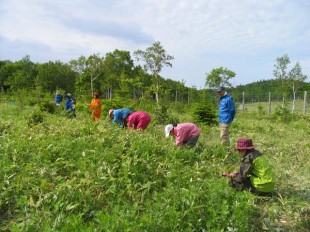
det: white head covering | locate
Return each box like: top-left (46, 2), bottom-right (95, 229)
top-left (165, 124), bottom-right (174, 138)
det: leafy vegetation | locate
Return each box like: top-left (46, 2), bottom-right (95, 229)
top-left (1, 50), bottom-right (309, 110)
top-left (205, 67), bottom-right (236, 88)
top-left (192, 101), bottom-right (217, 126)
top-left (0, 93), bottom-right (309, 231)
top-left (0, 49), bottom-right (309, 230)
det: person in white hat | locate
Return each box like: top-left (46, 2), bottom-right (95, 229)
top-left (165, 123), bottom-right (201, 148)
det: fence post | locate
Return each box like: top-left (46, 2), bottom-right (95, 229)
top-left (109, 87), bottom-right (112, 99)
top-left (242, 91), bottom-right (245, 112)
top-left (303, 91), bottom-right (307, 115)
top-left (268, 92), bottom-right (272, 115)
top-left (187, 91), bottom-right (190, 104)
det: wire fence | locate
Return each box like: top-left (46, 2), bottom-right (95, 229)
top-left (235, 91), bottom-right (308, 115)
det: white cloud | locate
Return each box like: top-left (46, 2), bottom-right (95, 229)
top-left (0, 0), bottom-right (309, 87)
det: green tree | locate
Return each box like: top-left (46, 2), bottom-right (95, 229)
top-left (101, 49), bottom-right (135, 99)
top-left (273, 54), bottom-right (308, 110)
top-left (288, 62), bottom-right (308, 112)
top-left (273, 54), bottom-right (290, 102)
top-left (6, 56), bottom-right (37, 90)
top-left (163, 79), bottom-right (188, 103)
top-left (69, 56), bottom-right (87, 96)
top-left (85, 54), bottom-right (104, 96)
top-left (134, 41), bottom-right (174, 105)
top-left (0, 60), bottom-right (13, 92)
top-left (36, 61), bottom-right (76, 93)
top-left (131, 66), bottom-right (152, 99)
top-left (205, 67), bottom-right (236, 89)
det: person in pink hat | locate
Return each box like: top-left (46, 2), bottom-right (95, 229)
top-left (222, 138), bottom-right (275, 196)
top-left (165, 123), bottom-right (201, 148)
top-left (125, 111), bottom-right (151, 130)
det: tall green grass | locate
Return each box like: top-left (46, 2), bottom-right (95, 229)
top-left (0, 97), bottom-right (309, 231)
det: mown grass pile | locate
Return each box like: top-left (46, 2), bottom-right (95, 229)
top-left (0, 97), bottom-right (309, 231)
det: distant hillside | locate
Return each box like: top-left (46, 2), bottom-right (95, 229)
top-left (230, 79), bottom-right (310, 102)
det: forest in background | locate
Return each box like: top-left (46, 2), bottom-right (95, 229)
top-left (1, 43), bottom-right (309, 108)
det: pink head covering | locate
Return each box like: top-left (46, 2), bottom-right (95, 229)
top-left (236, 138), bottom-right (255, 150)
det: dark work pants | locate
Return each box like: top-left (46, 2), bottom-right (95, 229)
top-left (230, 177), bottom-right (272, 197)
top-left (185, 135), bottom-right (200, 148)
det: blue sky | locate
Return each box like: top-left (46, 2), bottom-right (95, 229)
top-left (0, 0), bottom-right (309, 88)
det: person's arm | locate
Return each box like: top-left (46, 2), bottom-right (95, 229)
top-left (65, 99), bottom-right (70, 110)
top-left (228, 98), bottom-right (236, 121)
top-left (89, 100), bottom-right (94, 110)
top-left (112, 111), bottom-right (121, 125)
top-left (114, 118), bottom-right (123, 126)
top-left (127, 116), bottom-right (133, 128)
top-left (233, 156), bottom-right (252, 182)
top-left (175, 128), bottom-right (187, 146)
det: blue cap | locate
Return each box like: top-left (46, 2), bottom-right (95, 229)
top-left (216, 86), bottom-right (226, 92)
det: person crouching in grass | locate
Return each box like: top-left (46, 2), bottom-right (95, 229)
top-left (165, 123), bottom-right (201, 148)
top-left (125, 111), bottom-right (151, 130)
top-left (223, 138), bottom-right (275, 196)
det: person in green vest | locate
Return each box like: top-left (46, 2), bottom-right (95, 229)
top-left (223, 138), bottom-right (275, 196)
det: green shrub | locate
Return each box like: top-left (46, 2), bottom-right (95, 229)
top-left (39, 101), bottom-right (56, 114)
top-left (273, 105), bottom-right (292, 123)
top-left (192, 102), bottom-right (217, 126)
top-left (257, 104), bottom-right (266, 115)
top-left (27, 111), bottom-right (44, 126)
top-left (0, 96), bottom-right (309, 231)
top-left (0, 120), bottom-right (12, 135)
top-left (152, 105), bottom-right (179, 125)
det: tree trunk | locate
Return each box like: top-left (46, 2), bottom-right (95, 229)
top-left (291, 82), bottom-right (296, 113)
top-left (268, 92), bottom-right (272, 115)
top-left (91, 78), bottom-right (93, 96)
top-left (303, 91), bottom-right (307, 115)
top-left (155, 75), bottom-right (159, 105)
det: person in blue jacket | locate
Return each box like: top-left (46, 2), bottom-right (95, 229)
top-left (217, 86), bottom-right (235, 146)
top-left (55, 91), bottom-right (63, 106)
top-left (65, 93), bottom-right (76, 118)
top-left (109, 108), bottom-right (132, 127)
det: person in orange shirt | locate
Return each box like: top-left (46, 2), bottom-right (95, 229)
top-left (89, 91), bottom-right (102, 121)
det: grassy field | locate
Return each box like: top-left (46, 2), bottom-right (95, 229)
top-left (0, 97), bottom-right (309, 231)
top-left (236, 99), bottom-right (309, 115)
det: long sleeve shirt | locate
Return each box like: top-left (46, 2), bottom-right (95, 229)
top-left (65, 98), bottom-right (75, 111)
top-left (218, 93), bottom-right (235, 124)
top-left (127, 111), bottom-right (151, 130)
top-left (112, 108), bottom-right (132, 126)
top-left (89, 98), bottom-right (102, 120)
top-left (55, 94), bottom-right (63, 104)
top-left (172, 123), bottom-right (201, 146)
top-left (233, 149), bottom-right (275, 192)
